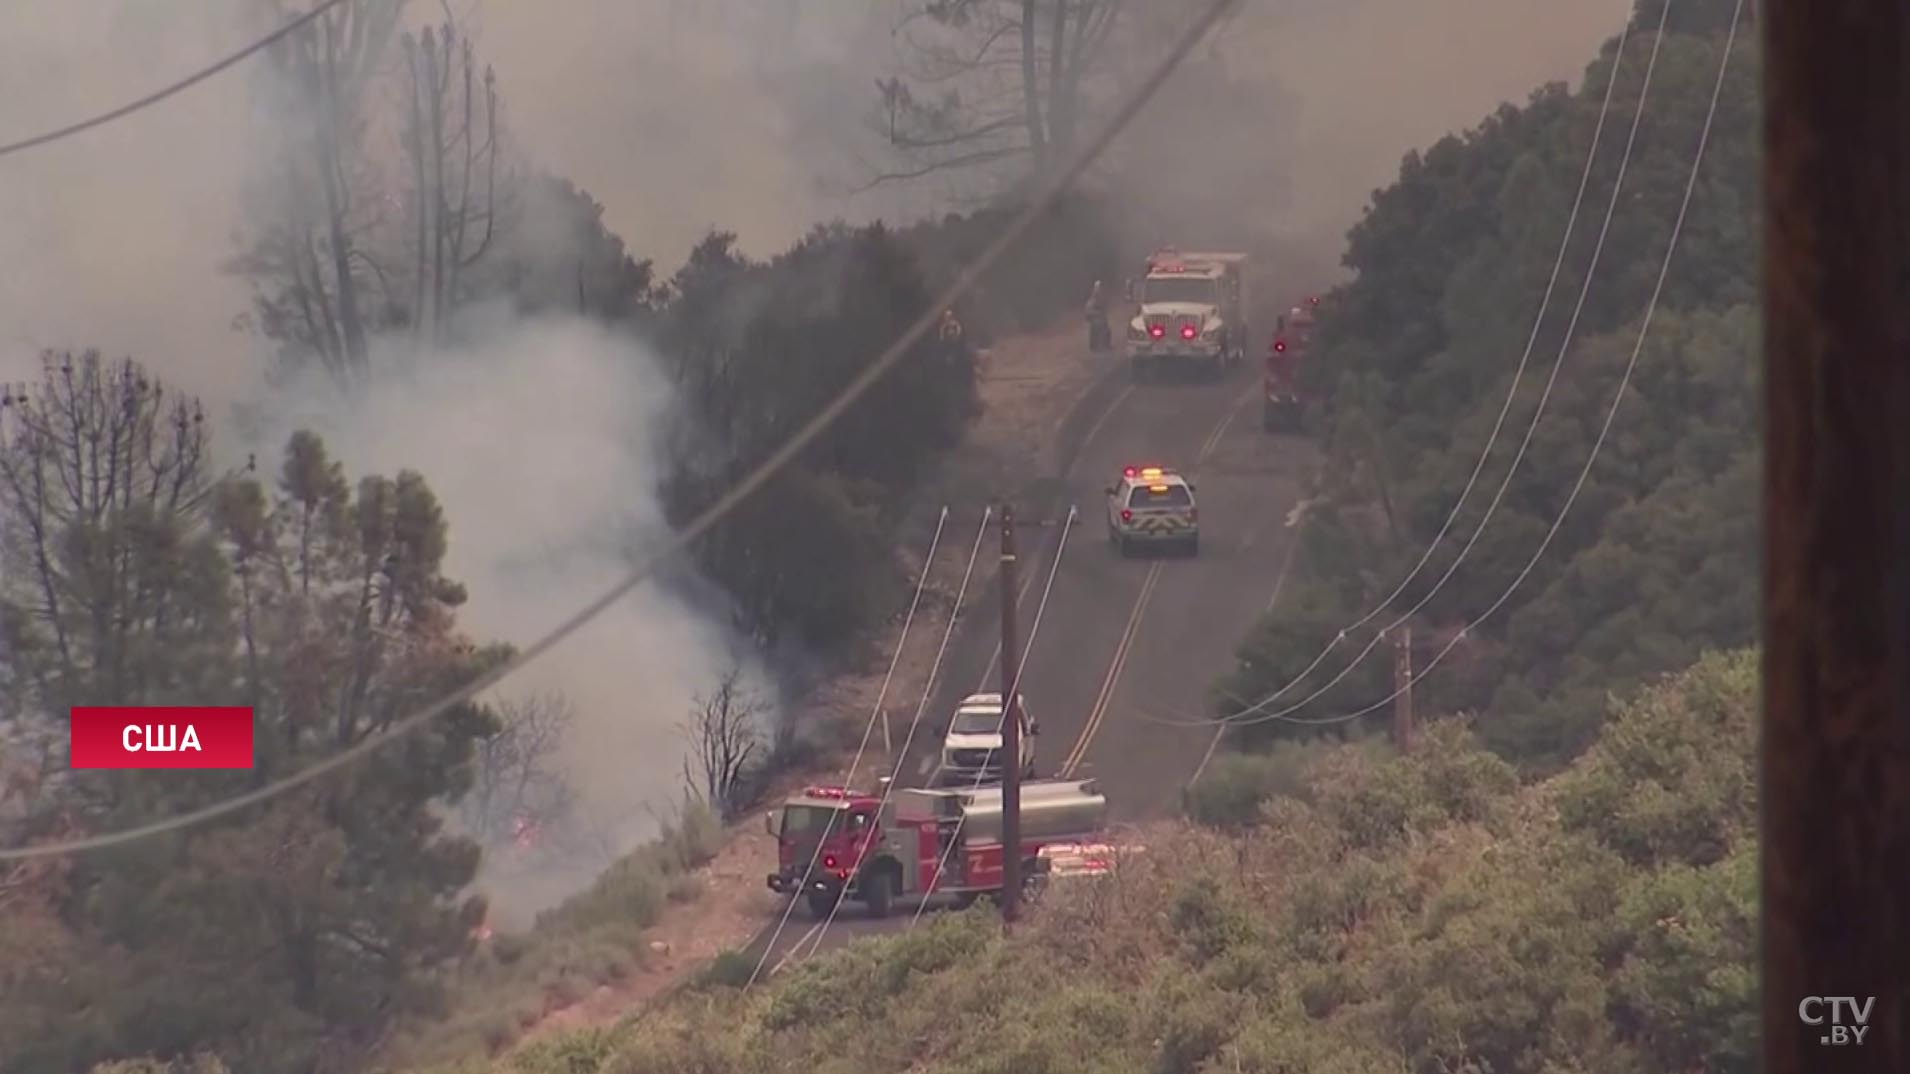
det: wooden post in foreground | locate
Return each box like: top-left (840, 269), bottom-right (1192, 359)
top-left (1762, 0), bottom-right (1910, 1069)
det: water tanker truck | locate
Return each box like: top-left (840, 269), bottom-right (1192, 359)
top-left (766, 778), bottom-right (1108, 918)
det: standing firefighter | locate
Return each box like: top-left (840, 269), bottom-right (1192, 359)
top-left (937, 308), bottom-right (963, 344)
top-left (1084, 280), bottom-right (1111, 352)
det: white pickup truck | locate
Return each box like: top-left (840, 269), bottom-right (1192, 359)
top-left (934, 692), bottom-right (1037, 787)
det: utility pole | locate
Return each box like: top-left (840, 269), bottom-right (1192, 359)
top-left (997, 502), bottom-right (1023, 929)
top-left (1392, 625), bottom-right (1414, 753)
top-left (1764, 0), bottom-right (1910, 1070)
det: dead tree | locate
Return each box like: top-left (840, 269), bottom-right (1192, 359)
top-left (460, 690), bottom-right (577, 848)
top-left (400, 19), bottom-right (503, 349)
top-left (232, 0), bottom-right (406, 388)
top-left (875, 0), bottom-right (1130, 188)
top-left (680, 663), bottom-right (766, 820)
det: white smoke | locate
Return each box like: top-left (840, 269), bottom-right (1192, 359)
top-left (236, 306), bottom-right (774, 926)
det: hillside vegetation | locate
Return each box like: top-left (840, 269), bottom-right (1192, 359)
top-left (1215, 0), bottom-right (1758, 776)
top-left (0, 143), bottom-right (1112, 1074)
top-left (380, 648), bottom-right (1755, 1074)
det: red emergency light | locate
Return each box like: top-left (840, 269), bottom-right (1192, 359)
top-left (823, 854), bottom-right (838, 869)
top-left (1120, 509), bottom-right (1133, 522)
top-left (1180, 324), bottom-right (1198, 340)
top-left (1307, 295), bottom-right (1320, 306)
top-left (1148, 324), bottom-right (1166, 339)
top-left (1273, 339), bottom-right (1288, 353)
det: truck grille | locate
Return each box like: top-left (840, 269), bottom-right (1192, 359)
top-left (951, 748), bottom-right (999, 768)
top-left (1142, 314), bottom-right (1201, 338)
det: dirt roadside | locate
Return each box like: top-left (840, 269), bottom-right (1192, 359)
top-left (513, 317), bottom-right (1119, 1043)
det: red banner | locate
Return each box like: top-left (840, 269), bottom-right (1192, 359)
top-left (70, 706), bottom-right (255, 769)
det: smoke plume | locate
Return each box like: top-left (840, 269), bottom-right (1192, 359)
top-left (237, 307), bottom-right (773, 926)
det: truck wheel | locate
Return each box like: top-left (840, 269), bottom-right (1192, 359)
top-left (805, 890), bottom-right (835, 919)
top-left (862, 868), bottom-right (894, 919)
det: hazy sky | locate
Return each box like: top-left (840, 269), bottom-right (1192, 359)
top-left (0, 0), bottom-right (1625, 398)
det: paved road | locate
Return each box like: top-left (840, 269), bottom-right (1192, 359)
top-left (744, 350), bottom-right (1314, 975)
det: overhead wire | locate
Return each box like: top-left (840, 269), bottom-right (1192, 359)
top-left (745, 507), bottom-right (992, 991)
top-left (776, 505), bottom-right (1074, 970)
top-left (900, 506), bottom-right (1077, 934)
top-left (735, 507), bottom-right (951, 990)
top-left (1140, 8), bottom-right (1645, 728)
top-left (0, 0), bottom-right (1240, 863)
top-left (1182, 0), bottom-right (1745, 732)
top-left (1139, 0), bottom-right (1675, 731)
top-left (0, 0), bottom-right (351, 159)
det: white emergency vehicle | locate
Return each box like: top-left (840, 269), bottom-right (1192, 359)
top-left (1105, 464), bottom-right (1200, 557)
top-left (934, 692), bottom-right (1037, 787)
top-left (1124, 249), bottom-right (1251, 380)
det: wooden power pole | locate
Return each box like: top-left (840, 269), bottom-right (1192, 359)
top-left (997, 503), bottom-right (1024, 928)
top-left (1392, 625), bottom-right (1415, 753)
top-left (1764, 0), bottom-right (1910, 1069)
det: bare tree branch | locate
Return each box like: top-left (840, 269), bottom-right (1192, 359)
top-left (679, 662), bottom-right (767, 820)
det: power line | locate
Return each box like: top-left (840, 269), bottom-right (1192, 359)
top-left (768, 506), bottom-right (1075, 979)
top-left (744, 507), bottom-right (991, 991)
top-left (1139, 7), bottom-right (1648, 729)
top-left (0, 0), bottom-right (1240, 863)
top-left (1140, 0), bottom-right (1675, 731)
top-left (773, 505), bottom-right (1075, 971)
top-left (901, 506), bottom-right (1074, 935)
top-left (1184, 0), bottom-right (1743, 733)
top-left (740, 507), bottom-right (965, 991)
top-left (0, 0), bottom-right (350, 160)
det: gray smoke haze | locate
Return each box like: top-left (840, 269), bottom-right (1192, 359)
top-left (1, 0), bottom-right (1628, 920)
top-left (2, 0), bottom-right (1629, 387)
top-left (236, 306), bottom-right (774, 926)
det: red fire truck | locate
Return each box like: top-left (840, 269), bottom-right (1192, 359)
top-left (1263, 295), bottom-right (1321, 433)
top-left (765, 777), bottom-right (1108, 919)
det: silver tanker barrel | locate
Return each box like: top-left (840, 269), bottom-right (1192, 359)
top-left (955, 778), bottom-right (1107, 846)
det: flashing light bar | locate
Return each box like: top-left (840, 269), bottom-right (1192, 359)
top-left (803, 786), bottom-right (850, 799)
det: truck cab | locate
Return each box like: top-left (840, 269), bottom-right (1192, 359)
top-left (936, 692), bottom-right (1036, 787)
top-left (1125, 249), bottom-right (1250, 380)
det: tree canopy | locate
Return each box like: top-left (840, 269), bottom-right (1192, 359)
top-left (1218, 13), bottom-right (1759, 769)
top-left (0, 357), bottom-right (502, 1073)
